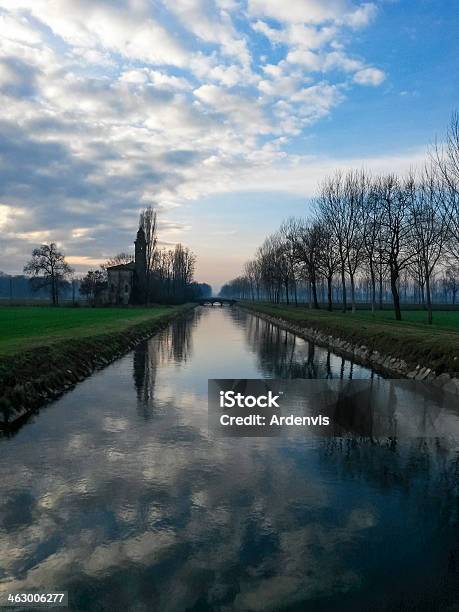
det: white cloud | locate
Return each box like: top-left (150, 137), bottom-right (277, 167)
top-left (1, 0), bottom-right (188, 66)
top-left (0, 0), bottom-right (390, 279)
top-left (354, 67), bottom-right (386, 86)
top-left (248, 0), bottom-right (377, 26)
top-left (342, 2), bottom-right (378, 28)
top-left (163, 0), bottom-right (251, 65)
top-left (252, 4), bottom-right (385, 89)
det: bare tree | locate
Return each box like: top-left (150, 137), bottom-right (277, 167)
top-left (317, 172), bottom-right (349, 311)
top-left (296, 219), bottom-right (322, 309)
top-left (102, 252), bottom-right (134, 268)
top-left (409, 166), bottom-right (450, 323)
top-left (79, 269), bottom-right (107, 305)
top-left (377, 174), bottom-right (417, 321)
top-left (279, 218), bottom-right (301, 305)
top-left (139, 205), bottom-right (158, 293)
top-left (442, 265), bottom-right (459, 304)
top-left (433, 112), bottom-right (459, 264)
top-left (24, 243), bottom-right (74, 305)
top-left (315, 219), bottom-right (340, 311)
top-left (361, 178), bottom-right (384, 312)
top-left (244, 260), bottom-right (259, 301)
top-left (343, 170), bottom-right (369, 312)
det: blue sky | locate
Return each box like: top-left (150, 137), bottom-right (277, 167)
top-left (0, 0), bottom-right (457, 290)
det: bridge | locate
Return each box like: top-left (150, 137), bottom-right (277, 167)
top-left (195, 297), bottom-right (236, 306)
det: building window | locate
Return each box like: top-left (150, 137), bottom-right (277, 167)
top-left (111, 283), bottom-right (115, 292)
top-left (125, 284), bottom-right (129, 293)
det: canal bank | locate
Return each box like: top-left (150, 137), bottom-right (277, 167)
top-left (0, 303), bottom-right (196, 426)
top-left (240, 302), bottom-right (459, 395)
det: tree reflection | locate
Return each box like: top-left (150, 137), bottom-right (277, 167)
top-left (132, 310), bottom-right (197, 416)
top-left (243, 314), bottom-right (362, 379)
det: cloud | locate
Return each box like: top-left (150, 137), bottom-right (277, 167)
top-left (0, 56), bottom-right (38, 97)
top-left (353, 67), bottom-right (386, 86)
top-left (251, 4), bottom-right (385, 92)
top-left (163, 0), bottom-right (251, 65)
top-left (248, 0), bottom-right (377, 26)
top-left (0, 0), bottom-right (388, 278)
top-left (1, 0), bottom-right (188, 66)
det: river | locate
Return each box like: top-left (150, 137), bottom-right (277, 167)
top-left (0, 307), bottom-right (458, 611)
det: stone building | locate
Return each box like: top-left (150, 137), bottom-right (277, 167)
top-left (106, 227), bottom-right (148, 305)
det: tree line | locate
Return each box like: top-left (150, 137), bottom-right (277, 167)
top-left (220, 113), bottom-right (459, 323)
top-left (22, 206), bottom-right (211, 305)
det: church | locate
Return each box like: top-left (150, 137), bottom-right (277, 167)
top-left (106, 227), bottom-right (148, 305)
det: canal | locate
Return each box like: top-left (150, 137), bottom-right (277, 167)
top-left (0, 307), bottom-right (458, 610)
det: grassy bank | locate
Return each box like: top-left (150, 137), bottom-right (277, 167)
top-left (0, 304), bottom-right (195, 423)
top-left (0, 305), bottom-right (190, 356)
top-left (242, 302), bottom-right (459, 376)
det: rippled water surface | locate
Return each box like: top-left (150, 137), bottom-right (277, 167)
top-left (1, 307), bottom-right (458, 611)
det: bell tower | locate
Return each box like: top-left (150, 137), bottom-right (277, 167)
top-left (134, 227), bottom-right (147, 304)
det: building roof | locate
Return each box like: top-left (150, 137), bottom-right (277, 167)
top-left (106, 262), bottom-right (135, 271)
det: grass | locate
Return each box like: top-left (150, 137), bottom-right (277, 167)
top-left (349, 309), bottom-right (459, 332)
top-left (0, 305), bottom-right (186, 356)
top-left (242, 302), bottom-right (459, 375)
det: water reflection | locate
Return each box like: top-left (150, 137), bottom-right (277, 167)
top-left (133, 309), bottom-right (198, 416)
top-left (243, 312), bottom-right (374, 380)
top-left (0, 307), bottom-right (458, 611)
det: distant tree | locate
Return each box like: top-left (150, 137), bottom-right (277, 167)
top-left (409, 165), bottom-right (451, 324)
top-left (317, 172), bottom-right (349, 312)
top-left (243, 260), bottom-right (258, 301)
top-left (279, 218), bottom-right (301, 305)
top-left (361, 182), bottom-right (383, 312)
top-left (432, 112), bottom-right (459, 262)
top-left (442, 266), bottom-right (459, 304)
top-left (375, 175), bottom-right (417, 321)
top-left (296, 220), bottom-right (322, 309)
top-left (79, 270), bottom-right (107, 305)
top-left (24, 243), bottom-right (73, 305)
top-left (102, 252), bottom-right (134, 268)
top-left (315, 219), bottom-right (340, 311)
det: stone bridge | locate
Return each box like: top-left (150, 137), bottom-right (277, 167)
top-left (194, 297), bottom-right (236, 306)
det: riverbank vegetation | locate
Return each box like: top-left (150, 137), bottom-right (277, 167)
top-left (221, 114), bottom-right (459, 325)
top-left (242, 302), bottom-right (459, 376)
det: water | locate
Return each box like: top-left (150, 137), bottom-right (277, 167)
top-left (1, 307), bottom-right (458, 611)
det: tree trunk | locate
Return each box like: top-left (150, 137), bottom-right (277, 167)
top-left (390, 267), bottom-right (402, 321)
top-left (349, 272), bottom-right (356, 313)
top-left (51, 273), bottom-right (57, 305)
top-left (425, 270), bottom-right (433, 325)
top-left (311, 276), bottom-right (319, 309)
top-left (327, 275), bottom-right (333, 312)
top-left (369, 262), bottom-right (376, 313)
top-left (341, 263), bottom-right (347, 313)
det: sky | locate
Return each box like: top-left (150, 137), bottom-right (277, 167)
top-left (0, 0), bottom-right (458, 291)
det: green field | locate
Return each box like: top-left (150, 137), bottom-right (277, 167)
top-left (242, 302), bottom-right (459, 374)
top-left (348, 309), bottom-right (459, 331)
top-left (0, 305), bottom-right (185, 356)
